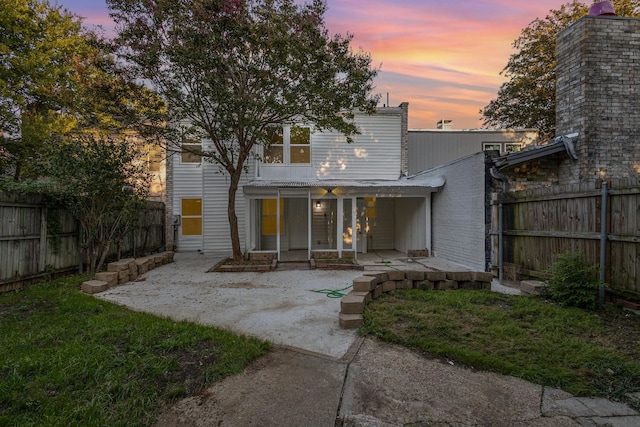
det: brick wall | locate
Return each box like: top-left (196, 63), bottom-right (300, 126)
top-left (504, 157), bottom-right (561, 191)
top-left (556, 16), bottom-right (640, 184)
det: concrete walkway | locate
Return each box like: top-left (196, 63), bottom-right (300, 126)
top-left (96, 253), bottom-right (640, 426)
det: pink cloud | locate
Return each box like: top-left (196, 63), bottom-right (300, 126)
top-left (58, 0), bottom-right (569, 129)
top-left (323, 0), bottom-right (566, 128)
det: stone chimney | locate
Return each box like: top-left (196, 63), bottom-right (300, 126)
top-left (555, 16), bottom-right (640, 183)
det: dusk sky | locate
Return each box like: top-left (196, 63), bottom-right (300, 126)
top-left (56, 0), bottom-right (570, 129)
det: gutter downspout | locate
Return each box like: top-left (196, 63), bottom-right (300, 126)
top-left (490, 168), bottom-right (508, 285)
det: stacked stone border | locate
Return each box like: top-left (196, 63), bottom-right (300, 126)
top-left (214, 251), bottom-right (278, 272)
top-left (339, 270), bottom-right (493, 329)
top-left (216, 250), bottom-right (364, 272)
top-left (309, 250), bottom-right (362, 271)
top-left (80, 251), bottom-right (175, 294)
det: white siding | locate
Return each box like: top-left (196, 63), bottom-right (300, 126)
top-left (172, 156), bottom-right (204, 251)
top-left (312, 114), bottom-right (401, 180)
top-left (202, 160), bottom-right (253, 254)
top-left (259, 164), bottom-right (316, 181)
top-left (171, 110), bottom-right (405, 253)
top-left (394, 198), bottom-right (427, 253)
top-left (417, 152), bottom-right (487, 270)
top-left (172, 144), bottom-right (253, 254)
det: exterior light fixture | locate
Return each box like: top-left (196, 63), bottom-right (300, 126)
top-left (316, 201), bottom-right (321, 208)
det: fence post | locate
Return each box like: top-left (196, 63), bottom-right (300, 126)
top-left (599, 181), bottom-right (608, 307)
top-left (39, 205), bottom-right (47, 272)
top-left (78, 220), bottom-right (84, 274)
top-left (490, 168), bottom-right (508, 284)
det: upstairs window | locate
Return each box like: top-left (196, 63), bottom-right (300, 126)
top-left (263, 125), bottom-right (310, 164)
top-left (181, 137), bottom-right (202, 163)
top-left (263, 126), bottom-right (284, 163)
top-left (290, 126), bottom-right (310, 163)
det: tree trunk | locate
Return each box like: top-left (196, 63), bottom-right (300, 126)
top-left (95, 237), bottom-right (112, 274)
top-left (228, 169), bottom-right (243, 261)
top-left (89, 243), bottom-right (100, 274)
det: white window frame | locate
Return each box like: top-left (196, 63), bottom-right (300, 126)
top-left (483, 142), bottom-right (523, 155)
top-left (504, 143), bottom-right (522, 154)
top-left (180, 138), bottom-right (202, 164)
top-left (264, 124), bottom-right (311, 165)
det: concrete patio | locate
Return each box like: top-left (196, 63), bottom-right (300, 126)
top-left (95, 252), bottom-right (639, 426)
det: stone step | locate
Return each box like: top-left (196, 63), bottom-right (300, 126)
top-left (81, 280), bottom-right (108, 294)
top-left (520, 280), bottom-right (547, 295)
top-left (339, 313), bottom-right (364, 329)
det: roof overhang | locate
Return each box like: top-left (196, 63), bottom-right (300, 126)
top-left (493, 133), bottom-right (579, 170)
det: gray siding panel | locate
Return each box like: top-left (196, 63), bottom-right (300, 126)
top-left (408, 129), bottom-right (538, 173)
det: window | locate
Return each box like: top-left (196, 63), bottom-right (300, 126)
top-left (181, 198), bottom-right (202, 235)
top-left (263, 126), bottom-right (283, 163)
top-left (261, 199), bottom-right (284, 235)
top-left (290, 126), bottom-right (310, 163)
top-left (505, 143), bottom-right (522, 154)
top-left (483, 142), bottom-right (523, 155)
top-left (365, 197), bottom-right (376, 218)
top-left (264, 125), bottom-right (310, 164)
top-left (181, 138), bottom-right (202, 163)
top-left (483, 143), bottom-right (502, 152)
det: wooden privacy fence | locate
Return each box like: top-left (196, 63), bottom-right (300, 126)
top-left (0, 191), bottom-right (165, 293)
top-left (491, 177), bottom-right (640, 300)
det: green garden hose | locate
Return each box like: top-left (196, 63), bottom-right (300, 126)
top-left (313, 285), bottom-right (353, 298)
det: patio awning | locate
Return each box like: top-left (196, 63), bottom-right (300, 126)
top-left (243, 175), bottom-right (445, 197)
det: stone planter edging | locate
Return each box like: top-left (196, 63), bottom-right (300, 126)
top-left (81, 251), bottom-right (175, 294)
top-left (339, 270), bottom-right (494, 328)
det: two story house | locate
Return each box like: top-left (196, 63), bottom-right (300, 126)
top-left (166, 103), bottom-right (445, 261)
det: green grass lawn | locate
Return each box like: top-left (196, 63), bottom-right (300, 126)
top-left (361, 289), bottom-right (640, 407)
top-left (0, 275), bottom-right (270, 426)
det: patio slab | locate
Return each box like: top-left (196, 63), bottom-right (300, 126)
top-left (96, 252), bottom-right (362, 358)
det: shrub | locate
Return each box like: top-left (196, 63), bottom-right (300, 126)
top-left (542, 252), bottom-right (600, 309)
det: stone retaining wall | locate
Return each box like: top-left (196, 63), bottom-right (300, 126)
top-left (80, 251), bottom-right (175, 294)
top-left (339, 270), bottom-right (493, 328)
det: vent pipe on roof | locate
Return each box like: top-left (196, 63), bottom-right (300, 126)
top-left (588, 1), bottom-right (615, 16)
